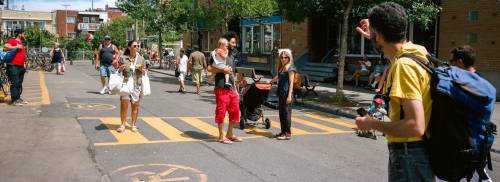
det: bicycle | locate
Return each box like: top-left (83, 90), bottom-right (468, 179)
top-left (27, 52), bottom-right (54, 72)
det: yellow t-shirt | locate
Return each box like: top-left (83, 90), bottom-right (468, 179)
top-left (385, 42), bottom-right (433, 143)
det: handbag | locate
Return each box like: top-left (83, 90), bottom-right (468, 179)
top-left (118, 76), bottom-right (134, 96)
top-left (175, 67), bottom-right (180, 77)
top-left (142, 73), bottom-right (151, 96)
top-left (109, 72), bottom-right (123, 94)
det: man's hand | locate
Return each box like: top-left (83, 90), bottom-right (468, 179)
top-left (355, 19), bottom-right (371, 39)
top-left (223, 66), bottom-right (232, 74)
top-left (16, 45), bottom-right (23, 49)
top-left (286, 96), bottom-right (292, 104)
top-left (95, 63), bottom-right (100, 70)
top-left (355, 116), bottom-right (377, 130)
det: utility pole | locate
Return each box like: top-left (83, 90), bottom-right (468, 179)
top-left (91, 0), bottom-right (94, 11)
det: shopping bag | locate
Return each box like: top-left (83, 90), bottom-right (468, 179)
top-left (61, 60), bottom-right (66, 72)
top-left (142, 73), bottom-right (151, 96)
top-left (118, 77), bottom-right (134, 96)
top-left (109, 72), bottom-right (123, 94)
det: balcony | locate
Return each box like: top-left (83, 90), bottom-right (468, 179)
top-left (78, 23), bottom-right (101, 31)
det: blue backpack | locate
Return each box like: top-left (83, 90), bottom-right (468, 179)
top-left (0, 48), bottom-right (18, 63)
top-left (400, 54), bottom-right (497, 181)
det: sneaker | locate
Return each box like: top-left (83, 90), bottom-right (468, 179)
top-left (11, 100), bottom-right (24, 106)
top-left (276, 133), bottom-right (287, 140)
top-left (99, 87), bottom-right (107, 95)
top-left (18, 98), bottom-right (29, 105)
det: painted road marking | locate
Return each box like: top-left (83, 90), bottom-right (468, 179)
top-left (304, 113), bottom-right (357, 129)
top-left (179, 117), bottom-right (220, 138)
top-left (109, 163), bottom-right (207, 182)
top-left (291, 117), bottom-right (346, 133)
top-left (39, 71), bottom-right (51, 105)
top-left (81, 113), bottom-right (355, 146)
top-left (100, 117), bottom-right (149, 144)
top-left (142, 117), bottom-right (196, 142)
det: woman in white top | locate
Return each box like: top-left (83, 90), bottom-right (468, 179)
top-left (176, 48), bottom-right (188, 93)
top-left (351, 55), bottom-right (372, 87)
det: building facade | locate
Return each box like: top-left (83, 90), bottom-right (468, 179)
top-left (438, 0), bottom-right (500, 97)
top-left (0, 9), bottom-right (56, 36)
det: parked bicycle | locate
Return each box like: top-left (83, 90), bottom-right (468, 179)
top-left (0, 63), bottom-right (10, 96)
top-left (26, 51), bottom-right (54, 72)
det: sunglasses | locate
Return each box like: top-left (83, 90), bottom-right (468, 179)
top-left (132, 45), bottom-right (139, 48)
top-left (281, 56), bottom-right (289, 59)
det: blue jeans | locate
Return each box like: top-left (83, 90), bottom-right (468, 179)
top-left (388, 143), bottom-right (433, 182)
top-left (7, 65), bottom-right (26, 103)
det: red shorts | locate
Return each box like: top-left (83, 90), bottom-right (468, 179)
top-left (214, 88), bottom-right (240, 123)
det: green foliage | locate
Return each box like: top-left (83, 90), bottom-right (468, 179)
top-left (59, 36), bottom-right (91, 51)
top-left (24, 26), bottom-right (55, 48)
top-left (195, 0), bottom-right (277, 30)
top-left (94, 16), bottom-right (134, 49)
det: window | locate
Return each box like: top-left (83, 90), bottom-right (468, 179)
top-left (264, 24), bottom-right (273, 53)
top-left (91, 17), bottom-right (97, 23)
top-left (67, 32), bottom-right (76, 38)
top-left (83, 17), bottom-right (89, 23)
top-left (467, 32), bottom-right (478, 43)
top-left (468, 11), bottom-right (479, 22)
top-left (67, 16), bottom-right (76, 24)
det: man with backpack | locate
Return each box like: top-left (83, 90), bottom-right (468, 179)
top-left (3, 29), bottom-right (28, 106)
top-left (354, 3), bottom-right (434, 181)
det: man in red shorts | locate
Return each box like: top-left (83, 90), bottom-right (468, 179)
top-left (208, 31), bottom-right (242, 144)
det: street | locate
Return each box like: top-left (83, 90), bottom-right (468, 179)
top-left (1, 62), bottom-right (499, 182)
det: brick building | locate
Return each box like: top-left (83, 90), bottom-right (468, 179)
top-left (438, 0), bottom-right (500, 97)
top-left (55, 6), bottom-right (124, 38)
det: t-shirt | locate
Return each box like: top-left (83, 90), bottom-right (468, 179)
top-left (209, 48), bottom-right (236, 90)
top-left (178, 55), bottom-right (188, 72)
top-left (6, 38), bottom-right (26, 66)
top-left (384, 42), bottom-right (433, 143)
top-left (277, 65), bottom-right (297, 95)
top-left (190, 51), bottom-right (206, 70)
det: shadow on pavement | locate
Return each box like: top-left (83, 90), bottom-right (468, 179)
top-left (182, 131), bottom-right (216, 140)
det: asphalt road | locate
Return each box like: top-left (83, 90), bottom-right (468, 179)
top-left (1, 61), bottom-right (499, 182)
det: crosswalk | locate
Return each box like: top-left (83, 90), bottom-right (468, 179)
top-left (78, 113), bottom-right (357, 146)
top-left (0, 71), bottom-right (49, 106)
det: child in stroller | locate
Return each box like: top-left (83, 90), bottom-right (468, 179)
top-left (356, 95), bottom-right (387, 139)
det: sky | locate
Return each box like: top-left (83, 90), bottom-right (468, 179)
top-left (5, 0), bottom-right (118, 12)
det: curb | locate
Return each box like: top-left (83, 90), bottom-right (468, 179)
top-left (299, 101), bottom-right (357, 119)
top-left (149, 69), bottom-right (174, 77)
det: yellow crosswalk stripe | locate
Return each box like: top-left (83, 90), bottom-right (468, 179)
top-left (270, 120), bottom-right (309, 135)
top-left (179, 117), bottom-right (220, 138)
top-left (292, 117), bottom-right (348, 133)
top-left (142, 117), bottom-right (196, 142)
top-left (100, 117), bottom-right (149, 144)
top-left (304, 114), bottom-right (357, 129)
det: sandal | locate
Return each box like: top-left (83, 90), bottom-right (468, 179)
top-left (218, 138), bottom-right (233, 144)
top-left (227, 136), bottom-right (242, 142)
top-left (131, 126), bottom-right (138, 132)
top-left (116, 125), bottom-right (126, 132)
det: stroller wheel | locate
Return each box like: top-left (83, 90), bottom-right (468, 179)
top-left (264, 118), bottom-right (271, 129)
top-left (239, 117), bottom-right (245, 130)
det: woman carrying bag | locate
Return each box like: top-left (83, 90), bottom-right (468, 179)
top-left (49, 42), bottom-right (65, 75)
top-left (117, 40), bottom-right (146, 133)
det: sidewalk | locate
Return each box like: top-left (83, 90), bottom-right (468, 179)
top-left (149, 68), bottom-right (375, 118)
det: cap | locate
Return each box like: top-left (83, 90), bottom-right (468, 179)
top-left (104, 35), bottom-right (111, 40)
top-left (374, 98), bottom-right (385, 105)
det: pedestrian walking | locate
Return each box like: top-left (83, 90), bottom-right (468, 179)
top-left (3, 29), bottom-right (28, 106)
top-left (117, 40), bottom-right (146, 133)
top-left (354, 2), bottom-right (434, 182)
top-left (49, 42), bottom-right (65, 75)
top-left (95, 35), bottom-right (119, 95)
top-left (268, 49), bottom-right (296, 140)
top-left (176, 48), bottom-right (188, 93)
top-left (188, 46), bottom-right (207, 94)
top-left (208, 31), bottom-right (242, 144)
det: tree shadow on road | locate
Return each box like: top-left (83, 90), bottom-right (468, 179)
top-left (181, 131), bottom-right (216, 141)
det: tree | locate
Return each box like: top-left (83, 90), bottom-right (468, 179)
top-left (94, 16), bottom-right (135, 49)
top-left (278, 0), bottom-right (439, 101)
top-left (24, 26), bottom-right (55, 48)
top-left (117, 0), bottom-right (193, 68)
top-left (195, 0), bottom-right (277, 31)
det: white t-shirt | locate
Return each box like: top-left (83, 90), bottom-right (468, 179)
top-left (178, 55), bottom-right (188, 72)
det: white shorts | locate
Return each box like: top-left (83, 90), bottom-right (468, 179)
top-left (178, 71), bottom-right (186, 81)
top-left (121, 87), bottom-right (141, 104)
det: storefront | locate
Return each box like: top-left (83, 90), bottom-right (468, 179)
top-left (240, 16), bottom-right (283, 71)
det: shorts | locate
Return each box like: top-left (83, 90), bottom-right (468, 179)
top-left (178, 71), bottom-right (186, 81)
top-left (360, 69), bottom-right (370, 76)
top-left (120, 88), bottom-right (141, 104)
top-left (192, 69), bottom-right (203, 83)
top-left (100, 65), bottom-right (116, 77)
top-left (214, 88), bottom-right (240, 123)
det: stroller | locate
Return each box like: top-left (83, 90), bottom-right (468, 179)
top-left (236, 67), bottom-right (272, 130)
top-left (356, 94), bottom-right (388, 139)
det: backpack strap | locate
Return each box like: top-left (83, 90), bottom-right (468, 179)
top-left (398, 53), bottom-right (435, 75)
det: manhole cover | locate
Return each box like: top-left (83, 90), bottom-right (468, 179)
top-left (108, 164), bottom-right (207, 182)
top-left (71, 103), bottom-right (116, 110)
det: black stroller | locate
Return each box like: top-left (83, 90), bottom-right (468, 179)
top-left (235, 67), bottom-right (271, 130)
